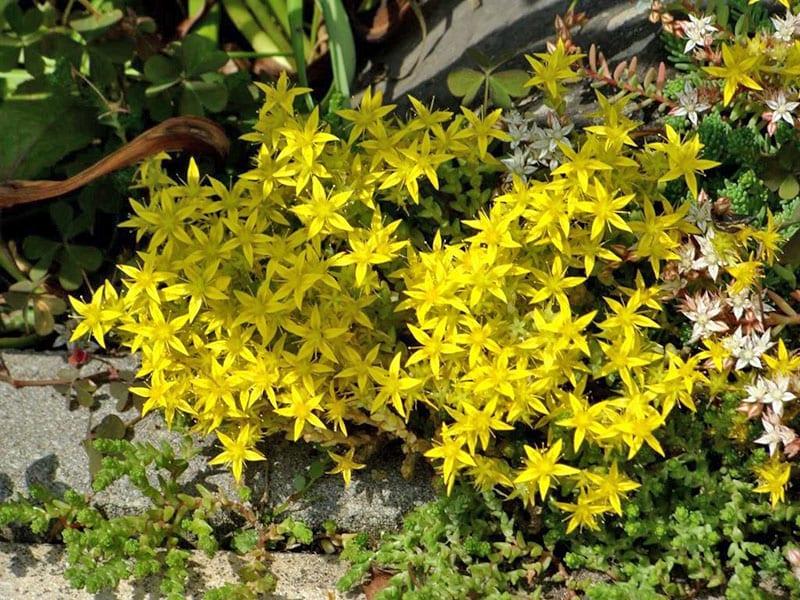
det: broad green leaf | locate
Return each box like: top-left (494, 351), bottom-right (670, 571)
top-left (50, 202), bottom-right (74, 236)
top-left (447, 68), bottom-right (484, 97)
top-left (779, 175), bottom-right (799, 200)
top-left (23, 236), bottom-right (59, 260)
top-left (144, 54), bottom-right (181, 83)
top-left (58, 257), bottom-right (83, 291)
top-left (180, 33), bottom-right (228, 77)
top-left (491, 69), bottom-right (529, 98)
top-left (93, 414), bottom-right (127, 440)
top-left (316, 0), bottom-right (356, 98)
top-left (4, 4), bottom-right (43, 36)
top-left (69, 8), bottom-right (123, 33)
top-left (0, 36), bottom-right (19, 71)
top-left (66, 245), bottom-right (103, 272)
top-left (0, 95), bottom-right (98, 180)
top-left (23, 45), bottom-right (44, 78)
top-left (182, 79), bottom-right (228, 112)
top-left (488, 77), bottom-right (512, 109)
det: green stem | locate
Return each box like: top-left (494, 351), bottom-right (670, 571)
top-left (226, 50), bottom-right (293, 58)
top-left (0, 334), bottom-right (39, 349)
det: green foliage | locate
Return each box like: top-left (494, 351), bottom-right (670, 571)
top-left (721, 169), bottom-right (770, 216)
top-left (0, 1), bottom-right (261, 345)
top-left (339, 410), bottom-right (800, 599)
top-left (0, 435), bottom-right (294, 598)
top-left (338, 484), bottom-right (548, 599)
top-left (447, 49), bottom-right (529, 109)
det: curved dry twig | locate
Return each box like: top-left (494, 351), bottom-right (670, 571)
top-left (0, 116), bottom-right (230, 208)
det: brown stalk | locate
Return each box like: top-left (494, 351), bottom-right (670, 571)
top-left (0, 116), bottom-right (230, 208)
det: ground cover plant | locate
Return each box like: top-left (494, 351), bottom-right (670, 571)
top-left (7, 0), bottom-right (800, 598)
top-left (0, 0), bottom-right (362, 346)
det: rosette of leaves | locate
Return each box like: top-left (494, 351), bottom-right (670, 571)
top-left (143, 33), bottom-right (232, 118)
top-left (447, 49), bottom-right (528, 109)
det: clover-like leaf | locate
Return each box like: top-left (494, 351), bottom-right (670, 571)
top-left (447, 68), bottom-right (484, 106)
top-left (180, 33), bottom-right (228, 78)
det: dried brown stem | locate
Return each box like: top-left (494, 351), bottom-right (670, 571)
top-left (0, 116), bottom-right (229, 208)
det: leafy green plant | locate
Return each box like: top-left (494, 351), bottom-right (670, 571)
top-left (0, 433), bottom-right (332, 599)
top-left (339, 408), bottom-right (800, 599)
top-left (447, 49), bottom-right (528, 109)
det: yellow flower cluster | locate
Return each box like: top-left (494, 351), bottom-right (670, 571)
top-left (70, 70), bottom-right (719, 531)
top-left (701, 27), bottom-right (800, 107)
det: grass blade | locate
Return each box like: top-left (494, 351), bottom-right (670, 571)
top-left (288, 0), bottom-right (314, 111)
top-left (315, 0), bottom-right (356, 99)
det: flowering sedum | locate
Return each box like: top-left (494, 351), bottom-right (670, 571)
top-left (70, 62), bottom-right (725, 531)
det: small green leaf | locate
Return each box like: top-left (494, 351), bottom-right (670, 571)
top-left (232, 529), bottom-right (259, 554)
top-left (69, 8), bottom-right (123, 33)
top-left (144, 54), bottom-right (182, 84)
top-left (93, 414), bottom-right (127, 440)
top-left (490, 69), bottom-right (529, 98)
top-left (66, 245), bottom-right (103, 272)
top-left (4, 4), bottom-right (43, 36)
top-left (23, 235), bottom-right (59, 261)
top-left (182, 79), bottom-right (228, 112)
top-left (180, 33), bottom-right (228, 77)
top-left (23, 45), bottom-right (44, 78)
top-left (58, 258), bottom-right (83, 291)
top-left (0, 37), bottom-right (19, 71)
top-left (49, 202), bottom-right (74, 237)
top-left (488, 77), bottom-right (511, 109)
top-left (779, 175), bottom-right (799, 200)
top-left (448, 68), bottom-right (484, 97)
top-left (82, 438), bottom-right (103, 480)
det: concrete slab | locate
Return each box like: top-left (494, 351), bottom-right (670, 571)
top-left (263, 438), bottom-right (436, 534)
top-left (0, 351), bottom-right (434, 538)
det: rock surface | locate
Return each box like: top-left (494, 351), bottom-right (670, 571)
top-left (357, 0), bottom-right (659, 109)
top-left (0, 350), bottom-right (434, 538)
top-left (0, 542), bottom-right (363, 599)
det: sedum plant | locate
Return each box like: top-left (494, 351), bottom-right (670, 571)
top-left (69, 52), bottom-right (726, 530)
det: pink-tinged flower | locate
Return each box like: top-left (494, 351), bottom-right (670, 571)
top-left (772, 11), bottom-right (800, 42)
top-left (681, 292), bottom-right (728, 342)
top-left (727, 290), bottom-right (754, 320)
top-left (765, 376), bottom-right (796, 417)
top-left (763, 91), bottom-right (799, 136)
top-left (755, 411), bottom-right (796, 456)
top-left (693, 231), bottom-right (731, 281)
top-left (744, 377), bottom-right (770, 405)
top-left (677, 243), bottom-right (697, 274)
top-left (723, 327), bottom-right (774, 370)
top-left (670, 83), bottom-right (710, 127)
top-left (681, 14), bottom-right (716, 53)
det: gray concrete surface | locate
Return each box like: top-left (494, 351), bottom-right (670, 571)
top-left (263, 437), bottom-right (436, 533)
top-left (357, 0), bottom-right (659, 109)
top-left (0, 350), bottom-right (435, 539)
top-left (0, 542), bottom-right (363, 599)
